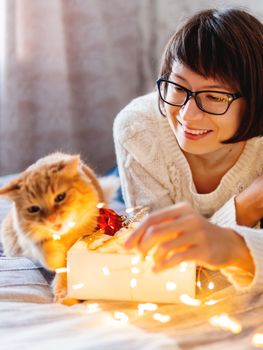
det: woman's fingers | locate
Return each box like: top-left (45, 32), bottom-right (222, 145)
top-left (138, 214), bottom-right (196, 255)
top-left (153, 246), bottom-right (201, 272)
top-left (152, 231), bottom-right (197, 265)
top-left (124, 202), bottom-right (192, 249)
top-left (138, 221), bottom-right (182, 255)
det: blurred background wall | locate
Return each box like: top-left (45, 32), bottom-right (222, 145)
top-left (0, 0), bottom-right (262, 175)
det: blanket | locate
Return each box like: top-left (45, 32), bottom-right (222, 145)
top-left (0, 174), bottom-right (262, 350)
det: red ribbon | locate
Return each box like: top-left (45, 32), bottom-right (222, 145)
top-left (97, 208), bottom-right (125, 236)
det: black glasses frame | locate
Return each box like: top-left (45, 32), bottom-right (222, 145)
top-left (156, 79), bottom-right (242, 116)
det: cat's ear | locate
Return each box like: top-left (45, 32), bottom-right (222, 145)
top-left (0, 179), bottom-right (21, 199)
top-left (58, 155), bottom-right (80, 177)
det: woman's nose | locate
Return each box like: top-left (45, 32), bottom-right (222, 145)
top-left (179, 97), bottom-right (204, 121)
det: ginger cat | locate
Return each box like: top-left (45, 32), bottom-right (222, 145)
top-left (0, 152), bottom-right (118, 304)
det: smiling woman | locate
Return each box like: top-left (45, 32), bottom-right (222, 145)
top-left (159, 63), bottom-right (246, 162)
top-left (114, 8), bottom-right (263, 295)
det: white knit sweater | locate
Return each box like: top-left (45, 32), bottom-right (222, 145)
top-left (113, 92), bottom-right (263, 293)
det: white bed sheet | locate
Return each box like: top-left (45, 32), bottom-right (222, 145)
top-left (0, 286), bottom-right (263, 350)
top-left (0, 174), bottom-right (263, 350)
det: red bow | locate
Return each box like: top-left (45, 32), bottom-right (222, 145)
top-left (97, 208), bottom-right (125, 236)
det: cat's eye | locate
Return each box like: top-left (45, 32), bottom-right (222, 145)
top-left (55, 192), bottom-right (66, 203)
top-left (27, 205), bottom-right (41, 214)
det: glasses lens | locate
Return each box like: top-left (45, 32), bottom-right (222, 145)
top-left (197, 92), bottom-right (231, 114)
top-left (159, 81), bottom-right (187, 106)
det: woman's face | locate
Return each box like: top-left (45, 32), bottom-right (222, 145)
top-left (164, 62), bottom-right (246, 156)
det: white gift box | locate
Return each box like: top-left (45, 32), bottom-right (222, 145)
top-left (67, 240), bottom-right (196, 303)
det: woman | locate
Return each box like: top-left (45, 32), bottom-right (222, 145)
top-left (113, 8), bottom-right (263, 292)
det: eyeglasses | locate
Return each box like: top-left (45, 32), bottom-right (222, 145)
top-left (156, 79), bottom-right (242, 115)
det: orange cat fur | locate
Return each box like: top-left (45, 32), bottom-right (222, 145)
top-left (0, 152), bottom-right (116, 304)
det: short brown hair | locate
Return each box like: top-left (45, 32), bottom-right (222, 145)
top-left (158, 8), bottom-right (263, 143)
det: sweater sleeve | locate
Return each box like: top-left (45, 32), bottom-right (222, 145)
top-left (220, 225), bottom-right (263, 293)
top-left (210, 196), bottom-right (237, 226)
top-left (113, 96), bottom-right (174, 211)
top-left (210, 197), bottom-right (263, 292)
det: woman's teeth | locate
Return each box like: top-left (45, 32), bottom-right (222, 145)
top-left (183, 126), bottom-right (211, 135)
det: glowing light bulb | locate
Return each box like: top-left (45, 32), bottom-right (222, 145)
top-left (179, 262), bottom-right (188, 272)
top-left (102, 266), bottom-right (110, 276)
top-left (86, 303), bottom-right (100, 314)
top-left (125, 206), bottom-right (143, 214)
top-left (252, 333), bottom-right (263, 347)
top-left (196, 281), bottom-right (202, 288)
top-left (131, 267), bottom-right (140, 274)
top-left (145, 255), bottom-right (152, 262)
top-left (166, 281), bottom-right (177, 291)
top-left (208, 281), bottom-right (215, 290)
top-left (130, 278), bottom-right (137, 288)
top-left (138, 303), bottom-right (158, 315)
top-left (55, 267), bottom-right (68, 273)
top-left (131, 256), bottom-right (140, 265)
top-left (153, 313), bottom-right (171, 323)
top-left (125, 207), bottom-right (136, 214)
top-left (52, 233), bottom-right (61, 240)
top-left (180, 294), bottom-right (201, 306)
top-left (114, 311), bottom-right (129, 323)
top-left (72, 283), bottom-right (85, 290)
top-left (97, 202), bottom-right (105, 208)
top-left (204, 299), bottom-right (219, 306)
top-left (209, 313), bottom-right (242, 334)
top-left (67, 221), bottom-right (76, 228)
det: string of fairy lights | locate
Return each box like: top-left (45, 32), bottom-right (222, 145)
top-left (52, 203), bottom-right (263, 347)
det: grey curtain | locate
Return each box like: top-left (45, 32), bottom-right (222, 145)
top-left (0, 0), bottom-right (261, 175)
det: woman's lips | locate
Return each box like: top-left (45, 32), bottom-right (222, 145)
top-left (183, 129), bottom-right (212, 140)
top-left (177, 121), bottom-right (213, 140)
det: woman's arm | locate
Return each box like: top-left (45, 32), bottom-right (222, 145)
top-left (125, 202), bottom-right (263, 292)
top-left (125, 202), bottom-right (254, 273)
top-left (235, 175), bottom-right (263, 227)
top-left (211, 175), bottom-right (263, 228)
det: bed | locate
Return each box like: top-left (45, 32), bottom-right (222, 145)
top-left (0, 174), bottom-right (263, 350)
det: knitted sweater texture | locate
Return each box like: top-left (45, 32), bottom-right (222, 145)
top-left (114, 92), bottom-right (263, 293)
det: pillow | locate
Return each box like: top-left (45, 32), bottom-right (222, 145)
top-left (0, 256), bottom-right (53, 303)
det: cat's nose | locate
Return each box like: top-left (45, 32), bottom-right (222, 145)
top-left (46, 213), bottom-right (59, 223)
top-left (53, 223), bottom-right (62, 230)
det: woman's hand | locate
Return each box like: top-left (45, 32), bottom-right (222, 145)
top-left (235, 175), bottom-right (263, 227)
top-left (125, 202), bottom-right (255, 274)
